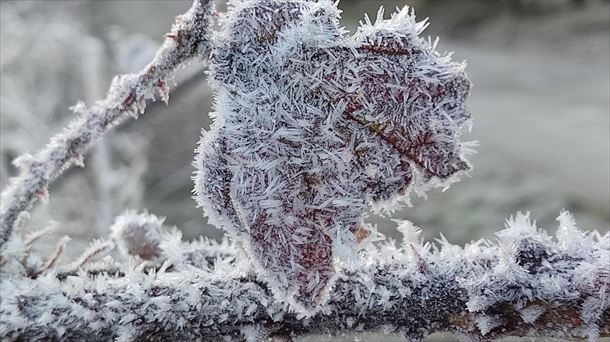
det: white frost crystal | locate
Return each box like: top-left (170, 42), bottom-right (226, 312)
top-left (194, 0), bottom-right (472, 314)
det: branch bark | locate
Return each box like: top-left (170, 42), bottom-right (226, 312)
top-left (1, 213), bottom-right (608, 341)
top-left (0, 0), bottom-right (213, 251)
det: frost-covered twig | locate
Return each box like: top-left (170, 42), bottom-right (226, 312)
top-left (1, 1), bottom-right (607, 340)
top-left (1, 212), bottom-right (608, 341)
top-left (28, 235), bottom-right (70, 278)
top-left (0, 0), bottom-right (213, 251)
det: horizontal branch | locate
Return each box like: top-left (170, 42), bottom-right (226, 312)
top-left (0, 0), bottom-right (213, 251)
top-left (1, 212), bottom-right (608, 341)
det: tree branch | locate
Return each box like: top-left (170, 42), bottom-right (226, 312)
top-left (0, 0), bottom-right (213, 251)
top-left (1, 212), bottom-right (607, 341)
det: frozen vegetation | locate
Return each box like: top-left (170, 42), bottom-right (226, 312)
top-left (1, 210), bottom-right (608, 340)
top-left (0, 0), bottom-right (608, 341)
top-left (194, 0), bottom-right (472, 314)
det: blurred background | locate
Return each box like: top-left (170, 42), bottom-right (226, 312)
top-left (0, 1), bottom-right (608, 339)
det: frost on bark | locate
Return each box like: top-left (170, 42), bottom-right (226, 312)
top-left (0, 212), bottom-right (608, 341)
top-left (1, 0), bottom-right (608, 340)
top-left (194, 0), bottom-right (472, 314)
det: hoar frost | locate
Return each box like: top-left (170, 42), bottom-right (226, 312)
top-left (2, 0), bottom-right (608, 340)
top-left (194, 0), bottom-right (472, 314)
top-left (2, 211), bottom-right (607, 341)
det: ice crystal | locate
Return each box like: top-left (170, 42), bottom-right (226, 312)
top-left (194, 0), bottom-right (471, 313)
top-left (1, 211), bottom-right (607, 341)
top-left (458, 212), bottom-right (610, 339)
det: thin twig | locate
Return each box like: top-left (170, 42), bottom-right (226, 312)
top-left (0, 0), bottom-right (213, 251)
top-left (29, 235), bottom-right (70, 278)
top-left (61, 239), bottom-right (115, 275)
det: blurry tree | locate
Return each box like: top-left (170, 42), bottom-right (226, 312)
top-left (0, 1), bottom-right (153, 241)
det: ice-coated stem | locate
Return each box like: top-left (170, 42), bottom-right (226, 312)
top-left (1, 213), bottom-right (608, 341)
top-left (0, 0), bottom-right (213, 251)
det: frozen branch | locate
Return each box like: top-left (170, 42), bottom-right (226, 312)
top-left (0, 0), bottom-right (213, 251)
top-left (1, 212), bottom-right (608, 341)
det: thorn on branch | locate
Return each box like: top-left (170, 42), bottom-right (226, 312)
top-left (121, 90), bottom-right (136, 108)
top-left (35, 187), bottom-right (49, 205)
top-left (62, 239), bottom-right (115, 275)
top-left (156, 80), bottom-right (170, 105)
top-left (410, 243), bottom-right (428, 273)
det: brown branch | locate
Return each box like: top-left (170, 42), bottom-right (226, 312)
top-left (1, 213), bottom-right (608, 341)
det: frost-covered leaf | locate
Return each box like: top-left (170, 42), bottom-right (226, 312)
top-left (194, 0), bottom-right (472, 314)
